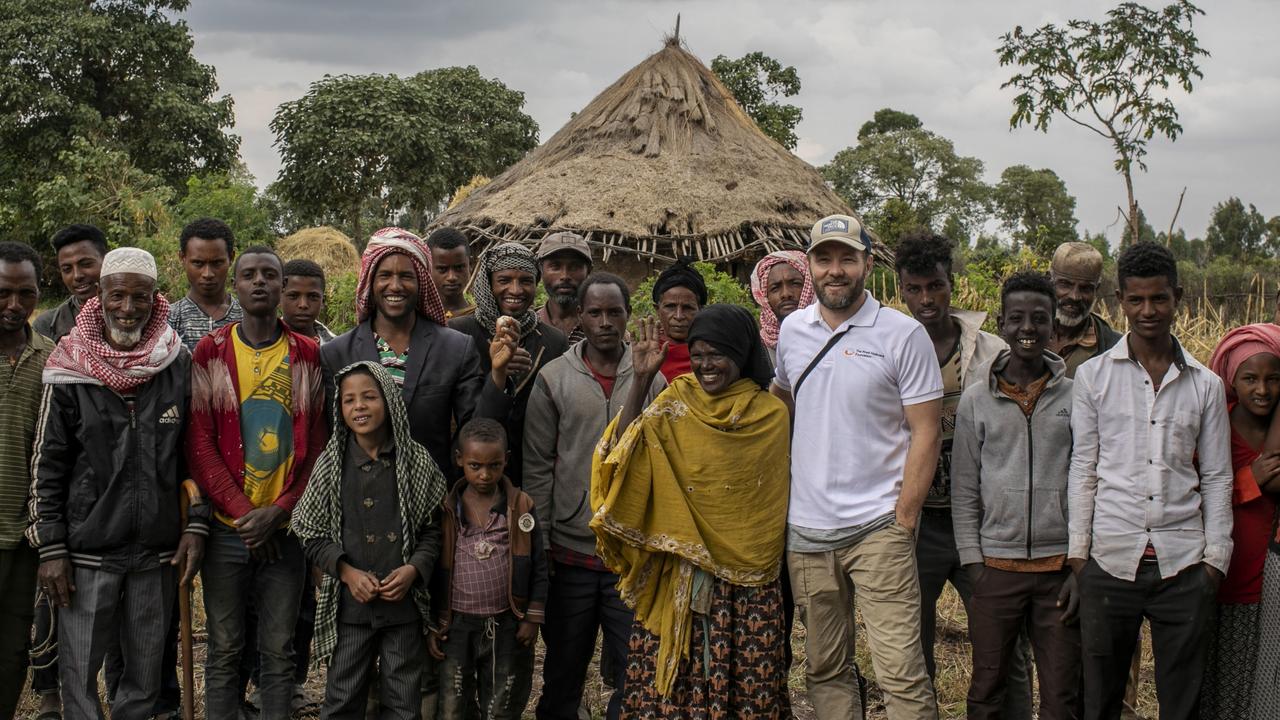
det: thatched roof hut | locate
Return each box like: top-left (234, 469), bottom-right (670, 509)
top-left (432, 37), bottom-right (869, 273)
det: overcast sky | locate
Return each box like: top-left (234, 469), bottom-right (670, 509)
top-left (184, 0), bottom-right (1280, 245)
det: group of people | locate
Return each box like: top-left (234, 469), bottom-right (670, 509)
top-left (0, 209), bottom-right (1273, 720)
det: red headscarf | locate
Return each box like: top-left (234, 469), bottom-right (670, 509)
top-left (750, 250), bottom-right (814, 349)
top-left (43, 294), bottom-right (182, 393)
top-left (1209, 323), bottom-right (1280, 400)
top-left (355, 227), bottom-right (446, 325)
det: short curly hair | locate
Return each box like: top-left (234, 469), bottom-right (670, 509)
top-left (1000, 271), bottom-right (1055, 314)
top-left (1117, 241), bottom-right (1178, 291)
top-left (457, 417), bottom-right (507, 452)
top-left (0, 241), bottom-right (43, 286)
top-left (894, 230), bottom-right (954, 279)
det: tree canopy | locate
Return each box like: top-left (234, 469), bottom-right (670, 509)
top-left (710, 51), bottom-right (803, 150)
top-left (992, 165), bottom-right (1079, 256)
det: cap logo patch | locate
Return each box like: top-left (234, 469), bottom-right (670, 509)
top-left (821, 218), bottom-right (849, 235)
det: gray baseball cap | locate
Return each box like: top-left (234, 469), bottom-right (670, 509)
top-left (537, 232), bottom-right (592, 263)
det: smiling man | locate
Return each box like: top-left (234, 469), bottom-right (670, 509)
top-left (535, 232), bottom-right (593, 344)
top-left (187, 246), bottom-right (327, 720)
top-left (34, 225), bottom-right (107, 344)
top-left (170, 218), bottom-right (243, 352)
top-left (1048, 242), bottom-right (1120, 379)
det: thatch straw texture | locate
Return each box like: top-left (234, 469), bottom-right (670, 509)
top-left (432, 39), bottom-right (872, 267)
top-left (277, 226), bottom-right (360, 279)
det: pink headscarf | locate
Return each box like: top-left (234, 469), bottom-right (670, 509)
top-left (355, 227), bottom-right (446, 325)
top-left (1209, 323), bottom-right (1280, 400)
top-left (750, 250), bottom-right (814, 349)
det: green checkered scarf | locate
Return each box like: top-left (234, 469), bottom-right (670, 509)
top-left (291, 361), bottom-right (447, 665)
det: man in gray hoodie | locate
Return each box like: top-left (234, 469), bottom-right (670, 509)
top-left (524, 272), bottom-right (666, 720)
top-left (952, 272), bottom-right (1081, 720)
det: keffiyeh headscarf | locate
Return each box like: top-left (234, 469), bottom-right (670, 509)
top-left (1209, 323), bottom-right (1280, 401)
top-left (355, 227), bottom-right (446, 325)
top-left (750, 250), bottom-right (814, 349)
top-left (292, 361), bottom-right (448, 665)
top-left (474, 242), bottom-right (539, 338)
top-left (43, 294), bottom-right (182, 393)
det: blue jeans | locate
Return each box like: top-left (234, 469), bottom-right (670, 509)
top-left (201, 526), bottom-right (305, 720)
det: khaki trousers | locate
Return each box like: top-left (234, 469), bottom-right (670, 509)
top-left (789, 521), bottom-right (939, 720)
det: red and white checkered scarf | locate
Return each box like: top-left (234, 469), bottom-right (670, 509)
top-left (43, 294), bottom-right (182, 393)
top-left (750, 250), bottom-right (815, 349)
top-left (355, 227), bottom-right (446, 325)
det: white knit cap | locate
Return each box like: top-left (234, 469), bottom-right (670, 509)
top-left (100, 247), bottom-right (158, 281)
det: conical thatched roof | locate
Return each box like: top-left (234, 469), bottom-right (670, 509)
top-left (432, 38), bottom-right (866, 267)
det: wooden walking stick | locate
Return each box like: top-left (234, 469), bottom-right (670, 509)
top-left (179, 479), bottom-right (202, 720)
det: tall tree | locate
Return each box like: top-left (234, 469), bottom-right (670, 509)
top-left (997, 1), bottom-right (1209, 245)
top-left (857, 108), bottom-right (923, 141)
top-left (0, 0), bottom-right (238, 244)
top-left (271, 69), bottom-right (537, 241)
top-left (822, 117), bottom-right (990, 245)
top-left (711, 51), bottom-right (803, 150)
top-left (992, 165), bottom-right (1079, 257)
top-left (1205, 197), bottom-right (1269, 260)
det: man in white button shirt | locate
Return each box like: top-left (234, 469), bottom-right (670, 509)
top-left (773, 214), bottom-right (942, 720)
top-left (1067, 241), bottom-right (1233, 720)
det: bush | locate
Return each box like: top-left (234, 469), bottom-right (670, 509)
top-left (630, 261), bottom-right (757, 323)
top-left (324, 271), bottom-right (360, 334)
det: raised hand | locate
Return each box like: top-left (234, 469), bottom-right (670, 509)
top-left (489, 316), bottom-right (520, 374)
top-left (631, 316), bottom-right (669, 379)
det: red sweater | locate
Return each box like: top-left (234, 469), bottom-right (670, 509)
top-left (187, 322), bottom-right (327, 520)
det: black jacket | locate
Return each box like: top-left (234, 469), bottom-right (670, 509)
top-left (321, 315), bottom-right (508, 476)
top-left (447, 316), bottom-right (568, 487)
top-left (27, 350), bottom-right (210, 570)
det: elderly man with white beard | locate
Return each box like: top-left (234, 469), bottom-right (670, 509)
top-left (27, 247), bottom-right (206, 720)
top-left (1046, 242), bottom-right (1122, 379)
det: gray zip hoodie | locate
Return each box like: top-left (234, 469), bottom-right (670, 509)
top-left (951, 349), bottom-right (1074, 566)
top-left (523, 340), bottom-right (666, 556)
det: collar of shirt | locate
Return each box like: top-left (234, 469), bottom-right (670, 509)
top-left (1111, 332), bottom-right (1189, 373)
top-left (800, 290), bottom-right (881, 332)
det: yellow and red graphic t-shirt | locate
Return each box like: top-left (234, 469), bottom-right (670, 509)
top-left (217, 331), bottom-right (294, 526)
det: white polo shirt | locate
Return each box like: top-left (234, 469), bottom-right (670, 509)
top-left (775, 292), bottom-right (943, 530)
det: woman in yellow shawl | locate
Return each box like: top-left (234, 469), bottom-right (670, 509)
top-left (591, 304), bottom-right (792, 719)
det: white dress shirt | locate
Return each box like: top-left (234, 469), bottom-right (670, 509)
top-left (1067, 334), bottom-right (1233, 581)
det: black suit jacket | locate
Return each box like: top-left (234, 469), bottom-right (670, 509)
top-left (321, 315), bottom-right (509, 476)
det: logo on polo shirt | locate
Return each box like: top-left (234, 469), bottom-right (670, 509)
top-left (842, 347), bottom-right (886, 360)
top-left (159, 405), bottom-right (181, 424)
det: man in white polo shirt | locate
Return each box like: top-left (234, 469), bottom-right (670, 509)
top-left (773, 214), bottom-right (943, 720)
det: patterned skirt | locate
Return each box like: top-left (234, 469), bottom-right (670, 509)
top-left (621, 577), bottom-right (791, 719)
top-left (1251, 550), bottom-right (1280, 719)
top-left (1200, 601), bottom-right (1260, 719)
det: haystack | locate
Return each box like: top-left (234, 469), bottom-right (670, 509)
top-left (431, 36), bottom-right (874, 273)
top-left (277, 226), bottom-right (360, 279)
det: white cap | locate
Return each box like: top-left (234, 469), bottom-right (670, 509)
top-left (100, 247), bottom-right (158, 281)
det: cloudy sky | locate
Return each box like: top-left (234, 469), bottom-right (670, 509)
top-left (184, 0), bottom-right (1280, 245)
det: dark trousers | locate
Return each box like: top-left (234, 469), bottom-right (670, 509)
top-left (0, 544), bottom-right (37, 720)
top-left (202, 526), bottom-right (305, 720)
top-left (968, 566), bottom-right (1082, 720)
top-left (30, 592), bottom-right (57, 696)
top-left (246, 573), bottom-right (317, 691)
top-left (916, 510), bottom-right (1032, 718)
top-left (322, 620), bottom-right (423, 720)
top-left (535, 563), bottom-right (632, 720)
top-left (1078, 559), bottom-right (1215, 720)
top-left (438, 611), bottom-right (533, 720)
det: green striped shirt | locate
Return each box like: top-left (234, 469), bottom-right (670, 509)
top-left (0, 328), bottom-right (54, 548)
top-left (375, 334), bottom-right (408, 386)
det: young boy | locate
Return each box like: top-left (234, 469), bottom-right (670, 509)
top-left (291, 361), bottom-right (446, 719)
top-left (429, 418), bottom-right (548, 720)
top-left (951, 272), bottom-right (1080, 720)
top-left (282, 259), bottom-right (335, 343)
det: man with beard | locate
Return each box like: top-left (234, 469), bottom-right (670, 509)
top-left (535, 232), bottom-right (592, 344)
top-left (188, 246), bottom-right (327, 720)
top-left (1048, 242), bottom-right (1120, 379)
top-left (34, 224), bottom-right (106, 343)
top-left (426, 228), bottom-right (475, 321)
top-left (170, 218), bottom-right (242, 351)
top-left (0, 242), bottom-right (53, 720)
top-left (29, 247), bottom-right (205, 720)
top-left (524, 273), bottom-right (665, 720)
top-left (773, 215), bottom-right (942, 719)
top-left (450, 242), bottom-right (569, 488)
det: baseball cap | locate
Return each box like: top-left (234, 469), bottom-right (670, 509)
top-left (537, 232), bottom-right (592, 264)
top-left (808, 214), bottom-right (873, 254)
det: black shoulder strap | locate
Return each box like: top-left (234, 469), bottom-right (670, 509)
top-left (792, 326), bottom-right (853, 398)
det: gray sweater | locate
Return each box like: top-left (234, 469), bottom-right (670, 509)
top-left (951, 350), bottom-right (1074, 566)
top-left (523, 341), bottom-right (666, 556)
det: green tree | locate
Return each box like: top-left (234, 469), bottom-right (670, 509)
top-left (0, 0), bottom-right (238, 244)
top-left (822, 119), bottom-right (990, 245)
top-left (271, 68), bottom-right (537, 241)
top-left (857, 108), bottom-right (923, 141)
top-left (1205, 197), bottom-right (1269, 260)
top-left (711, 52), bottom-right (803, 150)
top-left (176, 168), bottom-right (276, 245)
top-left (997, 1), bottom-right (1209, 245)
top-left (992, 165), bottom-right (1079, 256)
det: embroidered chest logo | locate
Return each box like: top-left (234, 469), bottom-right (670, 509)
top-left (842, 347), bottom-right (885, 359)
top-left (159, 405), bottom-right (181, 424)
top-left (1056, 408), bottom-right (1070, 418)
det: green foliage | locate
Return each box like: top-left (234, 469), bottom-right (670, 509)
top-left (323, 271), bottom-right (359, 335)
top-left (1204, 197), bottom-right (1271, 260)
top-left (270, 67), bottom-right (538, 241)
top-left (0, 0), bottom-right (238, 244)
top-left (997, 1), bottom-right (1209, 244)
top-left (711, 52), bottom-right (803, 150)
top-left (992, 165), bottom-right (1079, 257)
top-left (176, 169), bottom-right (276, 245)
top-left (822, 115), bottom-right (990, 245)
top-left (131, 232), bottom-right (187, 299)
top-left (630, 262), bottom-right (757, 325)
top-left (858, 108), bottom-right (923, 141)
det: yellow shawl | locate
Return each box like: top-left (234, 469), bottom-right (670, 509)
top-left (590, 374), bottom-right (790, 697)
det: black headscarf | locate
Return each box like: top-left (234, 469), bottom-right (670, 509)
top-left (686, 304), bottom-right (774, 389)
top-left (651, 257), bottom-right (708, 306)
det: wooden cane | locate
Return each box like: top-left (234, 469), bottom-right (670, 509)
top-left (179, 479), bottom-right (202, 720)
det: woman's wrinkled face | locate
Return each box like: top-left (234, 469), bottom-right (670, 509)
top-left (689, 339), bottom-right (741, 395)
